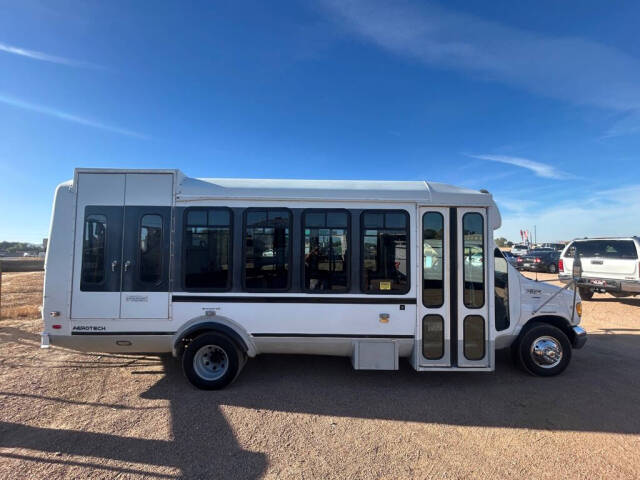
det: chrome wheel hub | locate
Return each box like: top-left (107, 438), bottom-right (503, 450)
top-left (530, 336), bottom-right (563, 368)
top-left (193, 345), bottom-right (229, 381)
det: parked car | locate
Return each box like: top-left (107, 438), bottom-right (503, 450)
top-left (541, 242), bottom-right (566, 252)
top-left (510, 243), bottom-right (529, 256)
top-left (516, 248), bottom-right (560, 273)
top-left (558, 237), bottom-right (640, 300)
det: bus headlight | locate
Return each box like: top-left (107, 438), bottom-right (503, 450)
top-left (576, 302), bottom-right (582, 317)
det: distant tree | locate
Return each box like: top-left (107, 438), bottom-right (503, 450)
top-left (0, 241), bottom-right (42, 253)
top-left (495, 237), bottom-right (508, 247)
top-left (506, 241), bottom-right (514, 247)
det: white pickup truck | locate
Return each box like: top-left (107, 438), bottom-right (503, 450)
top-left (558, 237), bottom-right (640, 299)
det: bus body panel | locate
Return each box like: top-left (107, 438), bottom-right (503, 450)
top-left (41, 168), bottom-right (582, 375)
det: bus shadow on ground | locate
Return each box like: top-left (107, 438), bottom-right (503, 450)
top-left (1, 331), bottom-right (638, 479)
top-left (147, 330), bottom-right (640, 435)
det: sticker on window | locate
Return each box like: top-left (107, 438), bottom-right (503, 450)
top-left (380, 281), bottom-right (391, 290)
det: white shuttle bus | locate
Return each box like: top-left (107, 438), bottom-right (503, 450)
top-left (41, 169), bottom-right (586, 389)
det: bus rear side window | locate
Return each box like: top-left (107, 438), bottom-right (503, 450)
top-left (184, 208), bottom-right (232, 290)
top-left (81, 214), bottom-right (107, 287)
top-left (140, 214), bottom-right (163, 285)
top-left (361, 211), bottom-right (409, 294)
top-left (244, 209), bottom-right (291, 290)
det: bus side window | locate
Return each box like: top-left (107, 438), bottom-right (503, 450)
top-left (361, 210), bottom-right (410, 294)
top-left (494, 248), bottom-right (509, 331)
top-left (462, 213), bottom-right (484, 308)
top-left (303, 210), bottom-right (349, 292)
top-left (422, 212), bottom-right (444, 307)
top-left (184, 208), bottom-right (233, 290)
top-left (81, 214), bottom-right (107, 288)
top-left (244, 208), bottom-right (292, 290)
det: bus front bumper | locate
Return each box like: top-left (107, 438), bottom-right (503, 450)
top-left (571, 326), bottom-right (587, 349)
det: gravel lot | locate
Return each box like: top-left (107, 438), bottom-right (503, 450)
top-left (1, 271), bottom-right (639, 479)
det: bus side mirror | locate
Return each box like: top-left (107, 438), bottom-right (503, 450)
top-left (572, 253), bottom-right (582, 280)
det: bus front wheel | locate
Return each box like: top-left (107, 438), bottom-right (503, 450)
top-left (515, 323), bottom-right (572, 377)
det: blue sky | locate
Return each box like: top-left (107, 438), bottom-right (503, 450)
top-left (1, 0), bottom-right (639, 244)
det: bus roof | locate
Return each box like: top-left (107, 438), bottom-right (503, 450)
top-left (179, 176), bottom-right (497, 207)
top-left (69, 167), bottom-right (500, 210)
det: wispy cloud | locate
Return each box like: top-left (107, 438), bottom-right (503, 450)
top-left (0, 41), bottom-right (104, 69)
top-left (0, 94), bottom-right (148, 139)
top-left (322, 0), bottom-right (640, 136)
top-left (601, 111), bottom-right (640, 139)
top-left (497, 184), bottom-right (640, 241)
top-left (467, 154), bottom-right (571, 179)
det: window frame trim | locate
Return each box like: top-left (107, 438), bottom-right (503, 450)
top-left (181, 206), bottom-right (234, 292)
top-left (80, 212), bottom-right (109, 290)
top-left (300, 208), bottom-right (352, 294)
top-left (137, 213), bottom-right (164, 287)
top-left (241, 207), bottom-right (293, 292)
top-left (422, 211), bottom-right (445, 308)
top-left (422, 314), bottom-right (445, 360)
top-left (462, 211), bottom-right (485, 309)
top-left (493, 247), bottom-right (510, 332)
top-left (359, 209), bottom-right (411, 295)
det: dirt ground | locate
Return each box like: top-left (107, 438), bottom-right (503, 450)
top-left (1, 271), bottom-right (639, 479)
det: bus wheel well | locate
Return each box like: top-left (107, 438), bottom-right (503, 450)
top-left (175, 323), bottom-right (248, 359)
top-left (520, 315), bottom-right (575, 343)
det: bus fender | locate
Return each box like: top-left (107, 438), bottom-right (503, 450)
top-left (172, 316), bottom-right (257, 358)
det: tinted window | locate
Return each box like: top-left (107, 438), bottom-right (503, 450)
top-left (464, 315), bottom-right (485, 360)
top-left (423, 212), bottom-right (444, 307)
top-left (244, 209), bottom-right (291, 290)
top-left (184, 208), bottom-right (232, 290)
top-left (361, 211), bottom-right (409, 293)
top-left (140, 214), bottom-right (163, 284)
top-left (303, 210), bottom-right (349, 292)
top-left (494, 249), bottom-right (509, 331)
top-left (564, 242), bottom-right (575, 258)
top-left (463, 213), bottom-right (484, 308)
top-left (81, 214), bottom-right (107, 287)
top-left (573, 240), bottom-right (638, 259)
top-left (422, 315), bottom-right (444, 360)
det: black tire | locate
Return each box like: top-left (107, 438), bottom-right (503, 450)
top-left (515, 323), bottom-right (572, 377)
top-left (579, 287), bottom-right (594, 300)
top-left (548, 263), bottom-right (557, 274)
top-left (182, 332), bottom-right (242, 390)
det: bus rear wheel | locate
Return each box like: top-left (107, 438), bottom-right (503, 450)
top-left (182, 332), bottom-right (242, 390)
top-left (515, 324), bottom-right (571, 377)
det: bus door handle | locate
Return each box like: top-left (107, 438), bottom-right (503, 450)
top-left (124, 260), bottom-right (132, 272)
top-left (111, 260), bottom-right (119, 272)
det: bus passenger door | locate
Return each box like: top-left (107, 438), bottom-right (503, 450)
top-left (71, 173), bottom-right (125, 319)
top-left (119, 173), bottom-right (174, 319)
top-left (456, 208), bottom-right (489, 367)
top-left (417, 207), bottom-right (450, 366)
top-left (120, 206), bottom-right (171, 318)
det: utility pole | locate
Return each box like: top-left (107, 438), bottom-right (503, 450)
top-left (534, 225), bottom-right (537, 245)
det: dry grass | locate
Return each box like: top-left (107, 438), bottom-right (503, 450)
top-left (0, 271), bottom-right (43, 319)
top-left (0, 258), bottom-right (44, 272)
